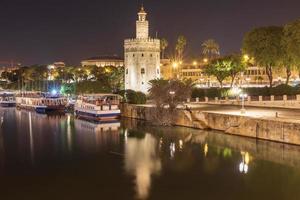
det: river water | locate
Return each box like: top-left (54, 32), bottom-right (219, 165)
top-left (0, 107), bottom-right (300, 200)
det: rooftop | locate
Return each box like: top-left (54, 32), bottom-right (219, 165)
top-left (83, 55), bottom-right (123, 61)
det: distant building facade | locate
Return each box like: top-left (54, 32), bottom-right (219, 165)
top-left (124, 6), bottom-right (160, 93)
top-left (0, 61), bottom-right (21, 80)
top-left (81, 55), bottom-right (124, 67)
top-left (48, 62), bottom-right (66, 69)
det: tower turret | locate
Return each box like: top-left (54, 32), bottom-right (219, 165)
top-left (136, 6), bottom-right (149, 39)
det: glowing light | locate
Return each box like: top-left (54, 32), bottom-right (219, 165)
top-left (169, 91), bottom-right (175, 95)
top-left (179, 140), bottom-right (183, 150)
top-left (179, 61), bottom-right (183, 65)
top-left (51, 89), bottom-right (57, 95)
top-left (230, 87), bottom-right (242, 96)
top-left (203, 58), bottom-right (208, 63)
top-left (172, 62), bottom-right (178, 68)
top-left (170, 143), bottom-right (176, 159)
top-left (239, 151), bottom-right (250, 174)
top-left (204, 143), bottom-right (208, 156)
top-left (239, 93), bottom-right (248, 98)
top-left (243, 54), bottom-right (250, 61)
top-left (193, 61), bottom-right (197, 66)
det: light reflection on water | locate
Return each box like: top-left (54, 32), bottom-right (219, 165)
top-left (124, 133), bottom-right (161, 199)
top-left (1, 108), bottom-right (300, 199)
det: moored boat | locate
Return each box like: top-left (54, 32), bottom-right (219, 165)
top-left (16, 92), bottom-right (67, 114)
top-left (0, 92), bottom-right (16, 107)
top-left (75, 94), bottom-right (121, 122)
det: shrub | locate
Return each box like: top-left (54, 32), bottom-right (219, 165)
top-left (118, 90), bottom-right (147, 104)
top-left (192, 85), bottom-right (300, 98)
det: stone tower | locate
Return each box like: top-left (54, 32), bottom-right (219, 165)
top-left (124, 6), bottom-right (160, 94)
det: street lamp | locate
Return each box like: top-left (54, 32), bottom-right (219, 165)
top-left (193, 61), bottom-right (197, 66)
top-left (169, 91), bottom-right (175, 104)
top-left (240, 93), bottom-right (248, 114)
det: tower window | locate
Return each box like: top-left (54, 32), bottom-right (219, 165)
top-left (141, 68), bottom-right (145, 74)
top-left (150, 54), bottom-right (152, 57)
top-left (142, 54), bottom-right (144, 57)
top-left (126, 69), bottom-right (128, 74)
top-left (133, 54), bottom-right (135, 57)
top-left (157, 69), bottom-right (160, 74)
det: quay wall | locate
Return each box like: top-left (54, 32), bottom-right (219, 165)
top-left (121, 104), bottom-right (300, 145)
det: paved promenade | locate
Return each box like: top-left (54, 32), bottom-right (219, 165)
top-left (187, 104), bottom-right (300, 122)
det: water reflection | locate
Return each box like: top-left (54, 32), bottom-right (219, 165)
top-left (124, 132), bottom-right (161, 199)
top-left (74, 119), bottom-right (121, 153)
top-left (239, 151), bottom-right (251, 174)
top-left (1, 108), bottom-right (300, 199)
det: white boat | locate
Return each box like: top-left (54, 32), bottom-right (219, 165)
top-left (75, 94), bottom-right (121, 121)
top-left (16, 92), bottom-right (67, 114)
top-left (0, 92), bottom-right (16, 107)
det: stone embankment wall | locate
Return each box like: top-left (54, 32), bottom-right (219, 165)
top-left (121, 104), bottom-right (300, 145)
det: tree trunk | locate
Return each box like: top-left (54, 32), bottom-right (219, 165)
top-left (265, 66), bottom-right (273, 88)
top-left (286, 67), bottom-right (291, 85)
top-left (230, 75), bottom-right (236, 88)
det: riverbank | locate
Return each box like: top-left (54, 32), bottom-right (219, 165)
top-left (121, 104), bottom-right (300, 145)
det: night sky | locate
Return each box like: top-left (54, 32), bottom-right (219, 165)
top-left (1, 0), bottom-right (300, 66)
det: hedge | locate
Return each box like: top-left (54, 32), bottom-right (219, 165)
top-left (192, 84), bottom-right (300, 98)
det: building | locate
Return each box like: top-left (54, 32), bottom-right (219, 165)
top-left (47, 61), bottom-right (66, 69)
top-left (81, 55), bottom-right (124, 67)
top-left (180, 63), bottom-right (299, 87)
top-left (124, 6), bottom-right (160, 93)
top-left (0, 61), bottom-right (21, 80)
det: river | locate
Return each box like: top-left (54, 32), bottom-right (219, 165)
top-left (0, 107), bottom-right (300, 200)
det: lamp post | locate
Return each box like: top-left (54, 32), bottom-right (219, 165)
top-left (240, 93), bottom-right (248, 114)
top-left (169, 91), bottom-right (175, 105)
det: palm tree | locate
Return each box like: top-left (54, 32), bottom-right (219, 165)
top-left (175, 35), bottom-right (187, 61)
top-left (160, 38), bottom-right (168, 59)
top-left (201, 39), bottom-right (220, 60)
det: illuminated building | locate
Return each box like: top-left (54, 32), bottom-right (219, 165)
top-left (124, 6), bottom-right (160, 93)
top-left (81, 55), bottom-right (124, 67)
top-left (47, 61), bottom-right (65, 69)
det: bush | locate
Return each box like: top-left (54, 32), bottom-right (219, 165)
top-left (192, 84), bottom-right (300, 98)
top-left (192, 88), bottom-right (229, 98)
top-left (118, 90), bottom-right (147, 104)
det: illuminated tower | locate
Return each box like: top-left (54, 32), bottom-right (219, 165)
top-left (124, 6), bottom-right (160, 93)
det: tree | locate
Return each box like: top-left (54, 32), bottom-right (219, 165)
top-left (148, 79), bottom-right (192, 111)
top-left (226, 54), bottom-right (245, 87)
top-left (204, 58), bottom-right (231, 88)
top-left (201, 39), bottom-right (220, 60)
top-left (242, 26), bottom-right (284, 88)
top-left (283, 19), bottom-right (300, 82)
top-left (175, 35), bottom-right (187, 61)
top-left (160, 38), bottom-right (168, 59)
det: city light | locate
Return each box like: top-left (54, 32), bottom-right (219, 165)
top-left (51, 89), bottom-right (58, 96)
top-left (203, 58), bottom-right (208, 63)
top-left (243, 54), bottom-right (250, 62)
top-left (193, 61), bottom-right (197, 66)
top-left (172, 62), bottom-right (178, 68)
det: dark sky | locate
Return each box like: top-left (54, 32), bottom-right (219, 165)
top-left (1, 0), bottom-right (300, 66)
